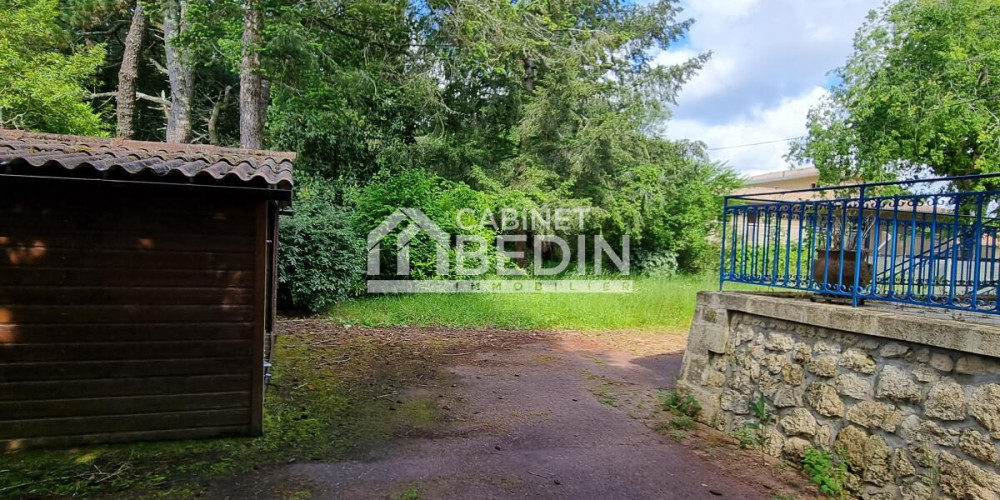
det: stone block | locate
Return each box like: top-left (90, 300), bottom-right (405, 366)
top-left (841, 347), bottom-right (877, 374)
top-left (772, 385), bottom-right (804, 408)
top-left (783, 436), bottom-right (811, 459)
top-left (930, 352), bottom-right (954, 372)
top-left (807, 355), bottom-right (839, 378)
top-left (689, 320), bottom-right (730, 355)
top-left (970, 384), bottom-right (1000, 439)
top-left (835, 372), bottom-right (874, 400)
top-left (781, 363), bottom-right (804, 385)
top-left (913, 364), bottom-right (939, 383)
top-left (892, 448), bottom-right (915, 477)
top-left (959, 429), bottom-right (998, 465)
top-left (875, 365), bottom-right (923, 404)
top-left (880, 342), bottom-right (910, 359)
top-left (720, 388), bottom-right (750, 415)
top-left (835, 425), bottom-right (892, 486)
top-left (792, 342), bottom-right (812, 363)
top-left (956, 355), bottom-right (1000, 375)
top-left (780, 408), bottom-right (817, 437)
top-left (938, 451), bottom-right (1000, 500)
top-left (806, 383), bottom-right (844, 418)
top-left (676, 380), bottom-right (723, 428)
top-left (846, 401), bottom-right (902, 432)
top-left (923, 380), bottom-right (967, 421)
top-left (765, 332), bottom-right (794, 352)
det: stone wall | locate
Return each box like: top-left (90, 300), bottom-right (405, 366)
top-left (679, 292), bottom-right (1000, 500)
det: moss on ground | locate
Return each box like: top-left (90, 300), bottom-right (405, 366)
top-left (0, 327), bottom-right (450, 499)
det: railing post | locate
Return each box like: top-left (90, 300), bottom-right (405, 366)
top-left (972, 193), bottom-right (984, 309)
top-left (852, 185), bottom-right (867, 307)
top-left (719, 196), bottom-right (729, 291)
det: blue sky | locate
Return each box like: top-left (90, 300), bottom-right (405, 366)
top-left (655, 0), bottom-right (882, 176)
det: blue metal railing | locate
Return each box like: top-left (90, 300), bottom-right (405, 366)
top-left (719, 173), bottom-right (1000, 314)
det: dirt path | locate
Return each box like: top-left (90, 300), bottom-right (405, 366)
top-left (212, 327), bottom-right (818, 499)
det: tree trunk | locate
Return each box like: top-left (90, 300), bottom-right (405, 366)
top-left (240, 0), bottom-right (264, 150)
top-left (208, 85), bottom-right (232, 145)
top-left (514, 53), bottom-right (535, 182)
top-left (163, 0), bottom-right (194, 143)
top-left (116, 5), bottom-right (146, 139)
top-left (259, 78), bottom-right (270, 137)
top-left (522, 53), bottom-right (535, 93)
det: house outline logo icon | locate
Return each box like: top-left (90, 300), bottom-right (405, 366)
top-left (367, 208), bottom-right (450, 276)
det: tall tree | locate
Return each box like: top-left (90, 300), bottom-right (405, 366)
top-left (240, 0), bottom-right (264, 149)
top-left (116, 5), bottom-right (146, 139)
top-left (163, 0), bottom-right (195, 143)
top-left (790, 0), bottom-right (1000, 187)
top-left (0, 0), bottom-right (106, 135)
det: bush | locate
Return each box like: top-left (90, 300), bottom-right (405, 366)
top-left (802, 446), bottom-right (849, 499)
top-left (278, 175), bottom-right (366, 313)
top-left (353, 168), bottom-right (500, 279)
top-left (634, 249), bottom-right (679, 278)
top-left (659, 388), bottom-right (701, 418)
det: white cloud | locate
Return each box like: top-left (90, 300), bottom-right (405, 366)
top-left (655, 0), bottom-right (882, 173)
top-left (665, 86), bottom-right (828, 176)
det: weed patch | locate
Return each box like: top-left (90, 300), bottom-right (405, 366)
top-left (658, 388), bottom-right (701, 418)
top-left (668, 416), bottom-right (696, 431)
top-left (802, 447), bottom-right (849, 499)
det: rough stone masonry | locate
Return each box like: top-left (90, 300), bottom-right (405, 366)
top-left (678, 292), bottom-right (1000, 500)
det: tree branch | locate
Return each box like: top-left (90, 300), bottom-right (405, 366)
top-left (138, 92), bottom-right (170, 107)
top-left (148, 57), bottom-right (169, 75)
top-left (88, 91), bottom-right (169, 107)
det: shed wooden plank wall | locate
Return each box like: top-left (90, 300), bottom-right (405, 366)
top-left (0, 183), bottom-right (264, 450)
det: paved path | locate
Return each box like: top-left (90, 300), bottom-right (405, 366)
top-left (229, 335), bottom-right (779, 499)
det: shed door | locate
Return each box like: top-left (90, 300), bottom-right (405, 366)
top-left (0, 182), bottom-right (262, 449)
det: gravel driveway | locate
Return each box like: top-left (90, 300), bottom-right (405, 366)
top-left (210, 327), bottom-right (818, 500)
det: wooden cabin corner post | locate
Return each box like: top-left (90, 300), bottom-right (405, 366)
top-left (250, 200), bottom-right (268, 436)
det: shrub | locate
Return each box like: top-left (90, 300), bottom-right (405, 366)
top-left (353, 168), bottom-right (500, 279)
top-left (802, 446), bottom-right (849, 499)
top-left (278, 175), bottom-right (366, 313)
top-left (634, 249), bottom-right (679, 278)
top-left (659, 388), bottom-right (701, 418)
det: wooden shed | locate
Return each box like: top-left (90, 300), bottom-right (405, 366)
top-left (0, 130), bottom-right (293, 450)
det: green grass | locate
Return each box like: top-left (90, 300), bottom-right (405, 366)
top-left (331, 274), bottom-right (731, 331)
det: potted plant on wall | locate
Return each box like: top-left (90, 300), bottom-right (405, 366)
top-left (810, 204), bottom-right (873, 294)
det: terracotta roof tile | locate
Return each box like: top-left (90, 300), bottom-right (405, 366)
top-left (0, 129), bottom-right (294, 190)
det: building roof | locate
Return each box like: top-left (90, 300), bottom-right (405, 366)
top-left (743, 166), bottom-right (819, 186)
top-left (731, 185), bottom-right (829, 202)
top-left (0, 129), bottom-right (294, 190)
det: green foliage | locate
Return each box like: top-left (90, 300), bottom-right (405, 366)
top-left (791, 0), bottom-right (1000, 187)
top-left (659, 388), bottom-right (702, 418)
top-left (332, 274), bottom-right (766, 331)
top-left (738, 395), bottom-right (774, 465)
top-left (725, 243), bottom-right (812, 280)
top-left (802, 447), bottom-right (849, 499)
top-left (732, 426), bottom-right (756, 450)
top-left (398, 489), bottom-right (421, 500)
top-left (19, 0), bottom-right (730, 297)
top-left (353, 168), bottom-right (501, 279)
top-left (0, 0), bottom-right (106, 134)
top-left (278, 174), bottom-right (366, 313)
top-left (606, 148), bottom-right (738, 272)
top-left (20, 0), bottom-right (726, 282)
top-left (635, 249), bottom-right (679, 278)
top-left (749, 395), bottom-right (773, 426)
